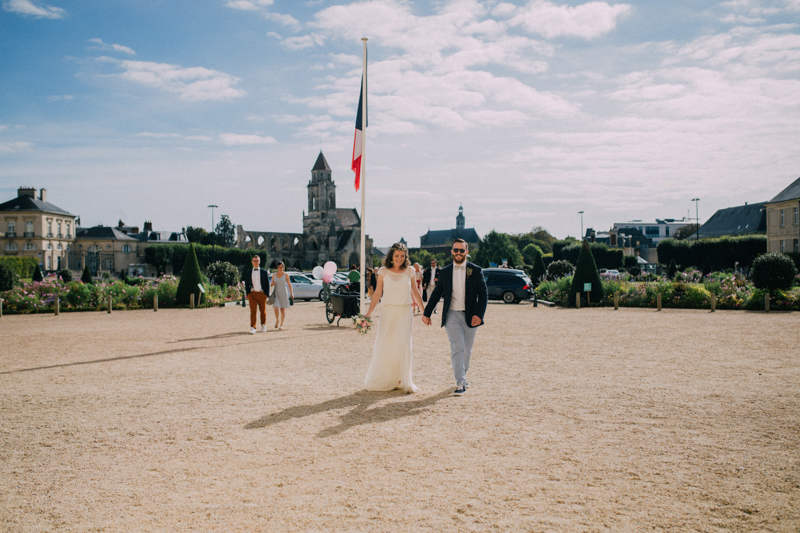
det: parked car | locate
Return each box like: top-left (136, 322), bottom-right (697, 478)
top-left (482, 268), bottom-right (533, 303)
top-left (601, 269), bottom-right (621, 279)
top-left (273, 273), bottom-right (324, 301)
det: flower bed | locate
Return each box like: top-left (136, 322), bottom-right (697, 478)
top-left (535, 274), bottom-right (800, 311)
top-left (0, 276), bottom-right (242, 314)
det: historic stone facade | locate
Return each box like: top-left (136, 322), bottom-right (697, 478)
top-left (236, 152), bottom-right (373, 269)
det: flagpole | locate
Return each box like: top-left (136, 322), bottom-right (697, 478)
top-left (359, 37), bottom-right (368, 315)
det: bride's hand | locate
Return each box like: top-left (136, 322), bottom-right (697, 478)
top-left (364, 311), bottom-right (371, 319)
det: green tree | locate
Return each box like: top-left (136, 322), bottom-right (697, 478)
top-left (521, 243), bottom-right (544, 265)
top-left (474, 230), bottom-right (524, 268)
top-left (32, 263), bottom-right (43, 282)
top-left (206, 261), bottom-right (240, 286)
top-left (673, 224), bottom-right (698, 240)
top-left (552, 238), bottom-right (579, 260)
top-left (530, 226), bottom-right (556, 246)
top-left (215, 215), bottom-right (236, 248)
top-left (58, 269), bottom-right (72, 282)
top-left (81, 264), bottom-right (93, 284)
top-left (531, 252), bottom-right (547, 283)
top-left (186, 226), bottom-right (208, 243)
top-left (568, 240), bottom-right (604, 306)
top-left (176, 243), bottom-right (204, 305)
top-left (750, 252), bottom-right (797, 292)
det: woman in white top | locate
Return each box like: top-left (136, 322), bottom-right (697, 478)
top-left (364, 242), bottom-right (425, 393)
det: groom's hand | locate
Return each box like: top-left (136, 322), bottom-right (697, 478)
top-left (421, 316), bottom-right (431, 326)
top-left (471, 316), bottom-right (482, 327)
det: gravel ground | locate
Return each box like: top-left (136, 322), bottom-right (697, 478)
top-left (0, 301), bottom-right (798, 532)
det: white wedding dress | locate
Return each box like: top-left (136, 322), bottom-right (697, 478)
top-left (364, 266), bottom-right (419, 393)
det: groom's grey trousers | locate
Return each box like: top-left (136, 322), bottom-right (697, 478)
top-left (445, 310), bottom-right (477, 387)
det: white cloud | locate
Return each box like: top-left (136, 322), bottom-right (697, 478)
top-left (0, 141), bottom-right (34, 153)
top-left (225, 0), bottom-right (273, 10)
top-left (88, 38), bottom-right (136, 56)
top-left (225, 0), bottom-right (299, 27)
top-left (2, 0), bottom-right (64, 19)
top-left (218, 133), bottom-right (277, 145)
top-left (105, 59), bottom-right (246, 101)
top-left (281, 33), bottom-right (326, 50)
top-left (47, 94), bottom-right (75, 102)
top-left (508, 1), bottom-right (632, 39)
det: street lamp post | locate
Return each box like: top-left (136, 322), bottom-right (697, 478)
top-left (691, 198), bottom-right (700, 242)
top-left (208, 204), bottom-right (218, 263)
top-left (578, 211), bottom-right (584, 241)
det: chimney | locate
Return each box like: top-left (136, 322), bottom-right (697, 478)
top-left (39, 188), bottom-right (47, 202)
top-left (18, 186), bottom-right (36, 198)
top-left (143, 221), bottom-right (153, 232)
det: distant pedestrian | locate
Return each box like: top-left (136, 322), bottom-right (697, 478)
top-left (348, 263), bottom-right (361, 293)
top-left (270, 262), bottom-right (293, 330)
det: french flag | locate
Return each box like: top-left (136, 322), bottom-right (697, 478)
top-left (351, 75), bottom-right (366, 191)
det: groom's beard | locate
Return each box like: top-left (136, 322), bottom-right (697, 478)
top-left (453, 256), bottom-right (466, 265)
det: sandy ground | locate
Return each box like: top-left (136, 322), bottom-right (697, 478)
top-left (0, 300), bottom-right (798, 532)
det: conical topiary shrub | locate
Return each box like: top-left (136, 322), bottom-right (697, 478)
top-left (176, 242), bottom-right (204, 305)
top-left (667, 260), bottom-right (677, 279)
top-left (81, 264), bottom-right (93, 284)
top-left (531, 252), bottom-right (547, 284)
top-left (32, 263), bottom-right (43, 282)
top-left (701, 257), bottom-right (712, 278)
top-left (568, 240), bottom-right (604, 306)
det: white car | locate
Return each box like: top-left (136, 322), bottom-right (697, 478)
top-left (601, 269), bottom-right (621, 279)
top-left (287, 273), bottom-right (325, 301)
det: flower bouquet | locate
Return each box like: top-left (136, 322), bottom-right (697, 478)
top-left (353, 314), bottom-right (373, 335)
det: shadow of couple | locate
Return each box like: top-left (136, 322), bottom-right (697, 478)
top-left (245, 387), bottom-right (454, 438)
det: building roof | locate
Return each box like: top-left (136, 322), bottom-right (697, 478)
top-left (768, 176), bottom-right (800, 203)
top-left (129, 230), bottom-right (187, 242)
top-left (336, 208), bottom-right (360, 227)
top-left (312, 151), bottom-right (331, 171)
top-left (420, 227), bottom-right (480, 247)
top-left (0, 195), bottom-right (75, 216)
top-left (699, 201), bottom-right (767, 238)
top-left (75, 226), bottom-right (137, 241)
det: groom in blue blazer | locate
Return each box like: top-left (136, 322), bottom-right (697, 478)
top-left (422, 238), bottom-right (488, 395)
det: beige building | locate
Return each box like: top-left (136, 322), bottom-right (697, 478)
top-left (71, 226), bottom-right (140, 275)
top-left (0, 187), bottom-right (77, 271)
top-left (765, 177), bottom-right (800, 254)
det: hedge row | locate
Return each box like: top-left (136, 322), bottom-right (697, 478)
top-left (558, 242), bottom-right (623, 270)
top-left (144, 244), bottom-right (268, 275)
top-left (656, 235), bottom-right (766, 270)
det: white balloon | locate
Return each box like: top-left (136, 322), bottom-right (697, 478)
top-left (312, 266), bottom-right (325, 279)
top-left (323, 261), bottom-right (337, 276)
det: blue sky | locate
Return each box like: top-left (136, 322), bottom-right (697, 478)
top-left (1, 0), bottom-right (799, 247)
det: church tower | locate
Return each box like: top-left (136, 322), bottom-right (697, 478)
top-left (307, 151), bottom-right (336, 218)
top-left (456, 204), bottom-right (465, 231)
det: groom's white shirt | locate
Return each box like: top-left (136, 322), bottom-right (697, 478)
top-left (251, 269), bottom-right (263, 292)
top-left (450, 263), bottom-right (466, 311)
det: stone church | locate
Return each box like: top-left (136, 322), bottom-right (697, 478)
top-left (235, 152), bottom-right (373, 269)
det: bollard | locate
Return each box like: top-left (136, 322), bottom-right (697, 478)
top-left (533, 293), bottom-right (538, 308)
top-left (190, 293), bottom-right (195, 309)
top-left (765, 293), bottom-right (770, 313)
top-left (575, 292), bottom-right (581, 309)
top-left (657, 293), bottom-right (662, 311)
top-left (614, 293), bottom-right (619, 310)
top-left (154, 294), bottom-right (158, 312)
top-left (0, 298), bottom-right (3, 317)
top-left (107, 295), bottom-right (112, 314)
top-left (710, 294), bottom-right (716, 312)
top-left (55, 295), bottom-right (59, 316)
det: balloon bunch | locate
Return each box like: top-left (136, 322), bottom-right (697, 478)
top-left (312, 261), bottom-right (338, 284)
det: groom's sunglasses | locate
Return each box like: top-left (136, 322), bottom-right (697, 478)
top-left (452, 248), bottom-right (466, 253)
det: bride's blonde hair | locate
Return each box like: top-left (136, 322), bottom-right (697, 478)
top-left (383, 242), bottom-right (410, 269)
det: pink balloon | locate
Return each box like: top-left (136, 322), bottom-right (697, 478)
top-left (322, 273), bottom-right (332, 284)
top-left (323, 261), bottom-right (337, 276)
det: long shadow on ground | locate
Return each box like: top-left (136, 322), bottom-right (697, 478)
top-left (246, 388), bottom-right (453, 438)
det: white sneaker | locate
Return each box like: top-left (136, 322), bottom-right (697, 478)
top-left (250, 327), bottom-right (256, 334)
top-left (261, 325), bottom-right (267, 332)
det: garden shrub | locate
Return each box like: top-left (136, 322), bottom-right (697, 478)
top-left (629, 266), bottom-right (641, 278)
top-left (59, 269), bottom-right (72, 282)
top-left (0, 263), bottom-right (18, 291)
top-left (32, 264), bottom-right (43, 282)
top-left (81, 265), bottom-right (93, 284)
top-left (750, 252), bottom-right (798, 292)
top-left (546, 260), bottom-right (574, 280)
top-left (0, 256), bottom-right (39, 278)
top-left (176, 243), bottom-right (204, 305)
top-left (206, 261), bottom-right (240, 287)
top-left (623, 255), bottom-right (638, 269)
top-left (531, 252), bottom-right (547, 284)
top-left (667, 260), bottom-right (677, 279)
top-left (568, 240), bottom-right (604, 305)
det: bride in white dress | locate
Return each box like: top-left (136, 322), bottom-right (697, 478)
top-left (364, 242), bottom-right (426, 393)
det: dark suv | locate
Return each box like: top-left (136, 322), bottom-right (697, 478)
top-left (482, 268), bottom-right (533, 303)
